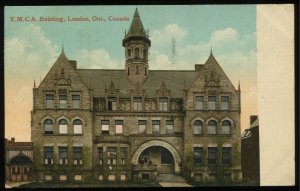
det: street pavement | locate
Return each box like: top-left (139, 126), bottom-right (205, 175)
top-left (159, 181), bottom-right (193, 187)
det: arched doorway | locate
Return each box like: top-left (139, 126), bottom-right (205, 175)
top-left (132, 140), bottom-right (181, 174)
top-left (138, 146), bottom-right (175, 174)
top-left (9, 155), bottom-right (33, 182)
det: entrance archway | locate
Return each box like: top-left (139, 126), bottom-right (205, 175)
top-left (9, 155), bottom-right (33, 182)
top-left (131, 140), bottom-right (181, 174)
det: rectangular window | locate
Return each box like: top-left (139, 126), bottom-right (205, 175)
top-left (107, 147), bottom-right (117, 165)
top-left (208, 147), bottom-right (217, 165)
top-left (45, 175), bottom-right (52, 181)
top-left (74, 175), bottom-right (82, 181)
top-left (59, 147), bottom-right (68, 165)
top-left (166, 120), bottom-right (174, 135)
top-left (221, 96), bottom-right (229, 110)
top-left (159, 97), bottom-right (168, 111)
top-left (108, 175), bottom-right (116, 181)
top-left (194, 173), bottom-right (203, 182)
top-left (194, 147), bottom-right (203, 164)
top-left (59, 95), bottom-right (67, 109)
top-left (115, 120), bottom-right (123, 134)
top-left (138, 120), bottom-right (146, 134)
top-left (44, 147), bottom-right (53, 165)
top-left (59, 124), bottom-right (68, 134)
top-left (152, 120), bottom-right (160, 135)
top-left (208, 96), bottom-right (216, 110)
top-left (120, 174), bottom-right (126, 181)
top-left (108, 97), bottom-right (117, 111)
top-left (195, 96), bottom-right (204, 110)
top-left (209, 173), bottom-right (217, 181)
top-left (141, 173), bottom-right (150, 180)
top-left (101, 120), bottom-right (109, 135)
top-left (72, 95), bottom-right (80, 109)
top-left (133, 97), bottom-right (142, 111)
top-left (46, 94), bottom-right (54, 109)
top-left (59, 175), bottom-right (67, 181)
top-left (223, 173), bottom-right (232, 181)
top-left (98, 147), bottom-right (103, 165)
top-left (222, 147), bottom-right (232, 165)
top-left (120, 147), bottom-right (127, 165)
top-left (73, 147), bottom-right (82, 165)
top-left (98, 175), bottom-right (104, 181)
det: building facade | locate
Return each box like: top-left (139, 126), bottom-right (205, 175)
top-left (31, 9), bottom-right (242, 183)
top-left (5, 138), bottom-right (33, 182)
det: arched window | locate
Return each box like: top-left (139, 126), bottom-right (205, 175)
top-left (208, 120), bottom-right (217, 134)
top-left (136, 66), bottom-right (139, 74)
top-left (44, 119), bottom-right (53, 134)
top-left (143, 49), bottom-right (147, 60)
top-left (134, 48), bottom-right (139, 58)
top-left (127, 49), bottom-right (131, 58)
top-left (222, 120), bottom-right (231, 134)
top-left (73, 119), bottom-right (83, 134)
top-left (59, 119), bottom-right (68, 134)
top-left (193, 120), bottom-right (203, 134)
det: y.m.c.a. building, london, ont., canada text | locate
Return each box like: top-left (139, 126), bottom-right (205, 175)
top-left (31, 9), bottom-right (242, 183)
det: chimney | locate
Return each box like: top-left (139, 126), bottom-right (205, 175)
top-left (194, 64), bottom-right (204, 71)
top-left (11, 137), bottom-right (15, 142)
top-left (69, 60), bottom-right (77, 69)
top-left (250, 115), bottom-right (258, 125)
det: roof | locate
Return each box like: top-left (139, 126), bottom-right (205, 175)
top-left (241, 118), bottom-right (259, 139)
top-left (77, 69), bottom-right (198, 98)
top-left (125, 8), bottom-right (147, 38)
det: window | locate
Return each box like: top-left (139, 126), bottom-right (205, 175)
top-left (73, 119), bottom-right (83, 134)
top-left (222, 120), bottom-right (231, 134)
top-left (208, 96), bottom-right (216, 110)
top-left (152, 120), bottom-right (160, 135)
top-left (74, 175), bottom-right (82, 181)
top-left (73, 147), bottom-right (82, 165)
top-left (44, 119), bottom-right (53, 134)
top-left (59, 95), bottom-right (67, 109)
top-left (221, 96), bottom-right (229, 110)
top-left (120, 174), bottom-right (126, 181)
top-left (136, 66), bottom-right (139, 74)
top-left (98, 175), bottom-right (104, 181)
top-left (98, 147), bottom-right (103, 165)
top-left (59, 119), bottom-right (68, 134)
top-left (194, 147), bottom-right (203, 164)
top-left (44, 147), bottom-right (53, 164)
top-left (193, 120), bottom-right (203, 134)
top-left (108, 175), bottom-right (116, 181)
top-left (45, 175), bottom-right (52, 181)
top-left (128, 49), bottom-right (131, 58)
top-left (159, 97), bottom-right (168, 111)
top-left (134, 47), bottom-right (139, 58)
top-left (223, 173), bottom-right (232, 181)
top-left (101, 120), bottom-right (109, 135)
top-left (138, 120), bottom-right (146, 134)
top-left (59, 175), bottom-right (67, 181)
top-left (141, 173), bottom-right (150, 180)
top-left (194, 173), bottom-right (203, 182)
top-left (59, 147), bottom-right (68, 164)
top-left (222, 147), bottom-right (232, 165)
top-left (72, 95), bottom-right (80, 109)
top-left (120, 147), bottom-right (127, 164)
top-left (195, 96), bottom-right (204, 110)
top-left (143, 49), bottom-right (147, 60)
top-left (209, 173), bottom-right (217, 181)
top-left (115, 120), bottom-right (123, 134)
top-left (46, 94), bottom-right (54, 108)
top-left (108, 97), bottom-right (117, 111)
top-left (208, 120), bottom-right (217, 134)
top-left (208, 147), bottom-right (217, 165)
top-left (133, 97), bottom-right (142, 111)
top-left (166, 120), bottom-right (174, 135)
top-left (107, 147), bottom-right (117, 165)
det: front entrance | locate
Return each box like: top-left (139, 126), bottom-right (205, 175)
top-left (138, 146), bottom-right (174, 174)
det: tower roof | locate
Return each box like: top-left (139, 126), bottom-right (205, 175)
top-left (126, 8), bottom-right (147, 38)
top-left (123, 8), bottom-right (150, 46)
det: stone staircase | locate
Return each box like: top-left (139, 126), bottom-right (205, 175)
top-left (158, 173), bottom-right (186, 183)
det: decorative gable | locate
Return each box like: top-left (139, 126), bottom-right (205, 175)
top-left (156, 81), bottom-right (171, 97)
top-left (105, 80), bottom-right (119, 96)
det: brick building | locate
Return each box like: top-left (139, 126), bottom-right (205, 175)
top-left (5, 138), bottom-right (33, 182)
top-left (31, 9), bottom-right (242, 183)
top-left (241, 116), bottom-right (259, 183)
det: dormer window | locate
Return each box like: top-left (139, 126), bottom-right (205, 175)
top-left (133, 97), bottom-right (142, 111)
top-left (107, 97), bottom-right (117, 111)
top-left (159, 97), bottom-right (168, 111)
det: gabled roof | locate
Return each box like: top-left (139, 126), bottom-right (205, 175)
top-left (77, 69), bottom-right (198, 98)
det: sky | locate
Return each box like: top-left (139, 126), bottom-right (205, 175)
top-left (4, 5), bottom-right (257, 141)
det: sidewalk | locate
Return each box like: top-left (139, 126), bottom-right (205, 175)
top-left (5, 181), bottom-right (31, 188)
top-left (159, 182), bottom-right (193, 187)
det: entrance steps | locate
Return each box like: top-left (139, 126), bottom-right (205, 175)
top-left (158, 173), bottom-right (186, 183)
